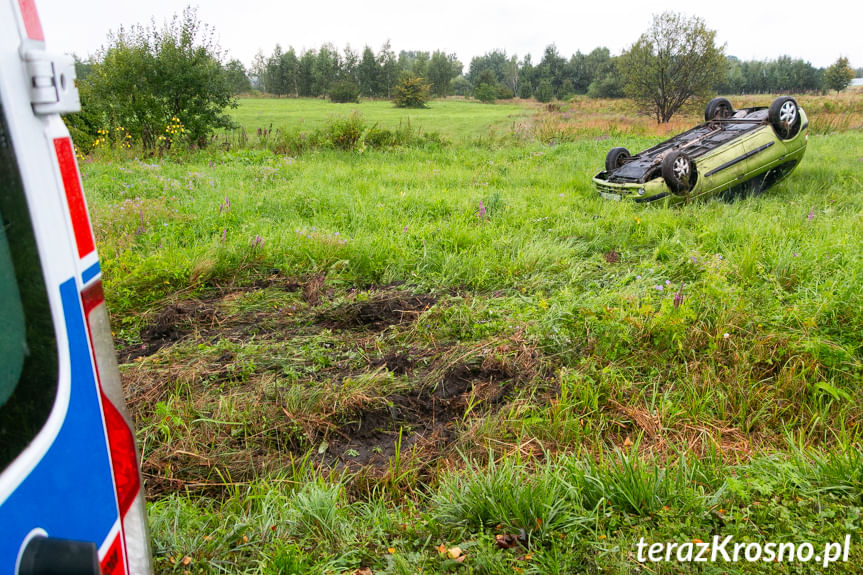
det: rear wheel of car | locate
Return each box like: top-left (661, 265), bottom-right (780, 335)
top-left (605, 147), bottom-right (631, 172)
top-left (705, 97), bottom-right (734, 121)
top-left (662, 151), bottom-right (696, 195)
top-left (768, 96), bottom-right (801, 139)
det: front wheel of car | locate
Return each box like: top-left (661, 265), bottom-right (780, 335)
top-left (705, 97), bottom-right (734, 121)
top-left (605, 147), bottom-right (631, 172)
top-left (768, 96), bottom-right (801, 140)
top-left (662, 151), bottom-right (696, 195)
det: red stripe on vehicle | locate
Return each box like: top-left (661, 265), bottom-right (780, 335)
top-left (54, 138), bottom-right (95, 258)
top-left (100, 533), bottom-right (127, 575)
top-left (17, 0), bottom-right (45, 41)
top-left (81, 280), bottom-right (105, 315)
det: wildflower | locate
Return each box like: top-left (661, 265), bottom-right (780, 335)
top-left (250, 234), bottom-right (264, 248)
top-left (807, 210), bottom-right (814, 221)
top-left (403, 225), bottom-right (409, 233)
top-left (723, 332), bottom-right (730, 339)
top-left (691, 256), bottom-right (697, 264)
top-left (477, 200), bottom-right (487, 220)
top-left (673, 283), bottom-right (684, 309)
top-left (636, 275), bottom-right (642, 280)
top-left (665, 280), bottom-right (671, 285)
top-left (654, 285), bottom-right (664, 291)
top-left (221, 228), bottom-right (227, 245)
top-left (135, 210), bottom-right (145, 235)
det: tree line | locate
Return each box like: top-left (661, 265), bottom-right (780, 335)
top-left (245, 41), bottom-right (854, 103)
top-left (67, 8), bottom-right (857, 153)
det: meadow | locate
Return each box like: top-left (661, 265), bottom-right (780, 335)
top-left (84, 94), bottom-right (863, 573)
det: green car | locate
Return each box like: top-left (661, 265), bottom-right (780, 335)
top-left (593, 96), bottom-right (808, 204)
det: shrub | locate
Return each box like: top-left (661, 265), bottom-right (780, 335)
top-left (474, 83), bottom-right (497, 103)
top-left (535, 79), bottom-right (555, 103)
top-left (82, 7), bottom-right (236, 149)
top-left (325, 113), bottom-right (364, 150)
top-left (496, 85), bottom-right (515, 100)
top-left (518, 82), bottom-right (533, 99)
top-left (392, 74), bottom-right (431, 108)
top-left (328, 80), bottom-right (360, 103)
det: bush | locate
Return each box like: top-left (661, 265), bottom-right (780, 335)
top-left (518, 82), bottom-right (533, 99)
top-left (81, 7), bottom-right (235, 149)
top-left (496, 85), bottom-right (515, 100)
top-left (328, 80), bottom-right (360, 103)
top-left (535, 79), bottom-right (555, 103)
top-left (392, 74), bottom-right (431, 108)
top-left (325, 113), bottom-right (364, 150)
top-left (474, 83), bottom-right (497, 103)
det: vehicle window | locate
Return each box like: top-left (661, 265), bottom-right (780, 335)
top-left (0, 101), bottom-right (58, 471)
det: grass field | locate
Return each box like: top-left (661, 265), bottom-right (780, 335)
top-left (84, 95), bottom-right (863, 573)
top-left (226, 98), bottom-right (533, 142)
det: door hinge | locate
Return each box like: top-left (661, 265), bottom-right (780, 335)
top-left (23, 50), bottom-right (80, 115)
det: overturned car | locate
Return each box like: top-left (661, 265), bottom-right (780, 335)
top-left (594, 96), bottom-right (808, 204)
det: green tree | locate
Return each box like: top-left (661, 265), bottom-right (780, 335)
top-left (392, 73), bottom-right (430, 108)
top-left (224, 59), bottom-right (249, 94)
top-left (358, 46), bottom-right (380, 97)
top-left (84, 7), bottom-right (235, 148)
top-left (823, 57), bottom-right (855, 92)
top-left (280, 48), bottom-right (300, 96)
top-left (427, 51), bottom-right (461, 97)
top-left (618, 12), bottom-right (726, 123)
top-left (473, 69), bottom-right (498, 102)
top-left (377, 40), bottom-right (399, 98)
top-left (535, 78), bottom-right (554, 103)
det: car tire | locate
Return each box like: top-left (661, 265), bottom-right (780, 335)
top-left (662, 151), bottom-right (696, 195)
top-left (705, 97), bottom-right (734, 121)
top-left (605, 147), bottom-right (631, 172)
top-left (768, 96), bottom-right (801, 140)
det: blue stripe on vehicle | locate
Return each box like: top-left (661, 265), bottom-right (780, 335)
top-left (0, 277), bottom-right (118, 569)
top-left (81, 260), bottom-right (100, 284)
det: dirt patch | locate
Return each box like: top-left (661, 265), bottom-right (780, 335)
top-left (121, 300), bottom-right (216, 362)
top-left (123, 280), bottom-right (551, 498)
top-left (326, 361), bottom-right (517, 469)
top-left (318, 292), bottom-right (437, 331)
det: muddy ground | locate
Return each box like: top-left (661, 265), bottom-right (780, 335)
top-left (119, 274), bottom-right (547, 497)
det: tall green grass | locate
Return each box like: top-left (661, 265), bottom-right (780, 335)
top-left (81, 99), bottom-right (863, 573)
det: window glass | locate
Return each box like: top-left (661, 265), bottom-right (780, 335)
top-left (0, 101), bottom-right (59, 471)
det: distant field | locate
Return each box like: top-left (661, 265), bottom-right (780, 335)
top-left (84, 94), bottom-right (863, 574)
top-left (228, 97), bottom-right (533, 141)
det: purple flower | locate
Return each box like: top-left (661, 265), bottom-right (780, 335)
top-left (636, 275), bottom-right (642, 280)
top-left (665, 280), bottom-right (671, 285)
top-left (135, 210), bottom-right (145, 235)
top-left (477, 200), bottom-right (487, 220)
top-left (691, 256), bottom-right (697, 264)
top-left (250, 234), bottom-right (264, 248)
top-left (403, 225), bottom-right (409, 233)
top-left (655, 285), bottom-right (664, 291)
top-left (673, 283), bottom-right (684, 309)
top-left (221, 228), bottom-right (227, 245)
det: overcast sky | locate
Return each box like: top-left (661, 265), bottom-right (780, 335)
top-left (36, 0), bottom-right (861, 70)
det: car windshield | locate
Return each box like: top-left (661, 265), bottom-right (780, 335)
top-left (0, 101), bottom-right (58, 471)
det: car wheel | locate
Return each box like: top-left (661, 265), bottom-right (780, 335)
top-left (768, 96), bottom-right (801, 139)
top-left (705, 97), bottom-right (734, 121)
top-left (605, 147), bottom-right (631, 172)
top-left (662, 151), bottom-right (696, 195)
